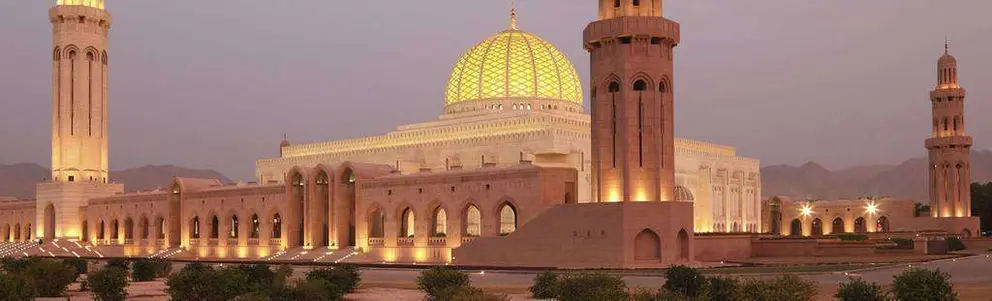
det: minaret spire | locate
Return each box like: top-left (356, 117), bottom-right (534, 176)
top-left (510, 0), bottom-right (518, 30)
top-left (944, 33), bottom-right (949, 55)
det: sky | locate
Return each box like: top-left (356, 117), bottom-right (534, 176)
top-left (1, 1), bottom-right (991, 181)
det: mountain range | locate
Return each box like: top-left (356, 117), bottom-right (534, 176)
top-left (761, 150), bottom-right (992, 202)
top-left (5, 150), bottom-right (992, 203)
top-left (0, 163), bottom-right (231, 200)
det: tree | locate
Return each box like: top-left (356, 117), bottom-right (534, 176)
top-left (0, 273), bottom-right (35, 301)
top-left (700, 276), bottom-right (743, 301)
top-left (529, 271), bottom-right (561, 299)
top-left (131, 260), bottom-right (159, 282)
top-left (417, 267), bottom-right (470, 301)
top-left (835, 277), bottom-right (887, 301)
top-left (663, 265), bottom-right (704, 299)
top-left (557, 273), bottom-right (628, 301)
top-left (891, 268), bottom-right (957, 301)
top-left (88, 266), bottom-right (129, 301)
top-left (970, 182), bottom-right (992, 234)
top-left (22, 258), bottom-right (78, 297)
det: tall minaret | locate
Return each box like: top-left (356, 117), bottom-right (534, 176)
top-left (37, 0), bottom-right (122, 241)
top-left (51, 0), bottom-right (110, 183)
top-left (585, 0), bottom-right (679, 202)
top-left (926, 41), bottom-right (972, 218)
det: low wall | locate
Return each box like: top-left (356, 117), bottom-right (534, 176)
top-left (961, 238), bottom-right (992, 251)
top-left (693, 234), bottom-right (752, 262)
top-left (751, 239), bottom-right (875, 257)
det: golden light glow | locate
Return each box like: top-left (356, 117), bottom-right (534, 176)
top-left (800, 204), bottom-right (814, 217)
top-left (865, 202), bottom-right (879, 215)
top-left (56, 0), bottom-right (105, 9)
top-left (606, 188), bottom-right (622, 203)
top-left (445, 29), bottom-right (583, 105)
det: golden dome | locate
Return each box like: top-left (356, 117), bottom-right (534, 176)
top-left (444, 29), bottom-right (583, 106)
top-left (57, 0), bottom-right (105, 9)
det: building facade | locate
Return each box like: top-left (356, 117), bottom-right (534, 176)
top-left (927, 43), bottom-right (972, 218)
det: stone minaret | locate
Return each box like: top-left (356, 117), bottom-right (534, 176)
top-left (585, 0), bottom-right (679, 202)
top-left (926, 42), bottom-right (972, 218)
top-left (50, 0), bottom-right (111, 183)
top-left (37, 0), bottom-right (122, 241)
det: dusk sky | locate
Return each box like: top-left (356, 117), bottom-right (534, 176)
top-left (2, 1), bottom-right (991, 181)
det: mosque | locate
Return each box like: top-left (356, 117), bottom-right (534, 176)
top-left (0, 0), bottom-right (980, 268)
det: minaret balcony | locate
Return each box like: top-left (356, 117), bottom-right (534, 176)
top-left (584, 16), bottom-right (680, 46)
top-left (926, 136), bottom-right (973, 149)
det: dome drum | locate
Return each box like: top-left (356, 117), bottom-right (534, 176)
top-left (443, 97), bottom-right (584, 115)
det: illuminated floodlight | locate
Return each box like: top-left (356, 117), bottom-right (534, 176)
top-left (865, 202), bottom-right (879, 215)
top-left (800, 204), bottom-right (814, 217)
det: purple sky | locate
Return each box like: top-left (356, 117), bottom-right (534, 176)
top-left (1, 1), bottom-right (991, 181)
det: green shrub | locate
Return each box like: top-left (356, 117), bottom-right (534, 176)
top-left (1, 257), bottom-right (39, 273)
top-left (557, 273), bottom-right (628, 301)
top-left (0, 272), bottom-right (35, 301)
top-left (663, 265), bottom-right (704, 298)
top-left (105, 259), bottom-right (130, 271)
top-left (946, 237), bottom-right (966, 251)
top-left (629, 288), bottom-right (661, 301)
top-left (277, 279), bottom-right (341, 301)
top-left (417, 267), bottom-right (470, 301)
top-left (741, 275), bottom-right (817, 301)
top-left (88, 266), bottom-right (129, 301)
top-left (835, 277), bottom-right (887, 301)
top-left (165, 263), bottom-right (252, 301)
top-left (837, 234), bottom-right (869, 241)
top-left (307, 264), bottom-right (362, 294)
top-left (62, 258), bottom-right (89, 277)
top-left (153, 259), bottom-right (173, 277)
top-left (700, 276), bottom-right (743, 301)
top-left (131, 260), bottom-right (158, 282)
top-left (23, 258), bottom-right (78, 297)
top-left (889, 238), bottom-right (915, 249)
top-left (529, 271), bottom-right (560, 299)
top-left (891, 268), bottom-right (958, 301)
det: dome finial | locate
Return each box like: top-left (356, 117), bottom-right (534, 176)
top-left (509, 0), bottom-right (518, 30)
top-left (944, 32), bottom-right (949, 55)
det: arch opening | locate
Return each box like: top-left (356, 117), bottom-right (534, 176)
top-left (789, 219), bottom-right (802, 236)
top-left (832, 217), bottom-right (845, 234)
top-left (367, 208), bottom-right (385, 238)
top-left (432, 207), bottom-right (447, 237)
top-left (464, 205), bottom-right (482, 237)
top-left (498, 202), bottom-right (518, 235)
top-left (634, 229), bottom-right (661, 261)
top-left (854, 217), bottom-right (867, 233)
top-left (44, 204), bottom-right (56, 239)
top-left (811, 218), bottom-right (823, 237)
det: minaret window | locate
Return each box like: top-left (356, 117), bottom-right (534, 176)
top-left (608, 81), bottom-right (621, 168)
top-left (614, 0), bottom-right (621, 8)
top-left (633, 0), bottom-right (640, 6)
top-left (69, 50), bottom-right (76, 136)
top-left (633, 80), bottom-right (647, 167)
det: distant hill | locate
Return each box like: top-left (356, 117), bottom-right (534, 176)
top-left (0, 163), bottom-right (232, 199)
top-left (762, 150), bottom-right (992, 202)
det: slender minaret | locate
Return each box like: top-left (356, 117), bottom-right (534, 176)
top-left (585, 0), bottom-right (678, 202)
top-left (926, 40), bottom-right (972, 218)
top-left (37, 0), bottom-right (122, 241)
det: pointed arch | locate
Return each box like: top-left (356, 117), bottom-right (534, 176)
top-left (628, 73), bottom-right (655, 90)
top-left (53, 46), bottom-right (62, 60)
top-left (463, 203), bottom-right (482, 237)
top-left (789, 218), bottom-right (802, 236)
top-left (678, 229), bottom-right (690, 260)
top-left (124, 217), bottom-right (134, 241)
top-left (431, 204), bottom-right (448, 237)
top-left (398, 206), bottom-right (416, 238)
top-left (876, 216), bottom-right (889, 233)
top-left (366, 205), bottom-right (385, 239)
top-left (228, 212), bottom-right (240, 239)
top-left (811, 218), bottom-right (823, 237)
top-left (250, 213), bottom-right (261, 239)
top-left (497, 200), bottom-right (518, 235)
top-left (854, 217), bottom-right (867, 233)
top-left (313, 164), bottom-right (334, 247)
top-left (271, 212), bottom-right (283, 239)
top-left (155, 215), bottom-right (166, 240)
top-left (634, 229), bottom-right (661, 261)
top-left (832, 217), bottom-right (845, 234)
top-left (139, 215), bottom-right (149, 239)
top-left (286, 166), bottom-right (308, 247)
top-left (189, 215), bottom-right (200, 239)
top-left (43, 203), bottom-right (56, 239)
top-left (209, 213), bottom-right (220, 239)
top-left (599, 74), bottom-right (622, 93)
top-left (98, 220), bottom-right (105, 240)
